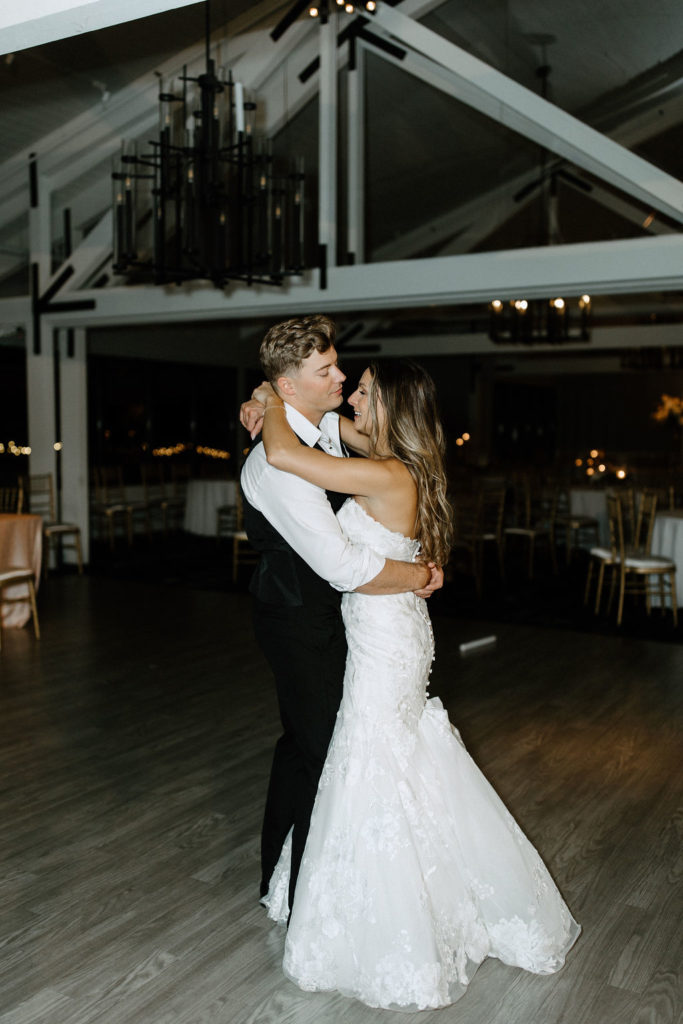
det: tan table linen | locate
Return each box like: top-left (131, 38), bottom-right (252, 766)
top-left (0, 513), bottom-right (43, 627)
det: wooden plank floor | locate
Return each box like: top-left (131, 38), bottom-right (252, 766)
top-left (0, 576), bottom-right (681, 1024)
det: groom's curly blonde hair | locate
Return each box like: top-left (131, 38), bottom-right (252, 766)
top-left (260, 314), bottom-right (336, 382)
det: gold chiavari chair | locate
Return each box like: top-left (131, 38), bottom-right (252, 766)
top-left (553, 485), bottom-right (600, 565)
top-left (0, 485), bottom-right (24, 514)
top-left (450, 485), bottom-right (506, 598)
top-left (91, 467), bottom-right (134, 548)
top-left (504, 477), bottom-right (557, 579)
top-left (165, 463), bottom-right (191, 530)
top-left (602, 492), bottom-right (677, 627)
top-left (141, 463), bottom-right (169, 534)
top-left (28, 473), bottom-right (84, 574)
top-left (217, 489), bottom-right (258, 584)
top-left (0, 568), bottom-right (40, 651)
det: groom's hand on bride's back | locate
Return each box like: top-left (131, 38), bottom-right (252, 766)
top-left (414, 562), bottom-right (444, 599)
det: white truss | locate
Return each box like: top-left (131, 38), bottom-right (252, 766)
top-left (0, 0), bottom-right (681, 323)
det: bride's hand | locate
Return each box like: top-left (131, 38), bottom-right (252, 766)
top-left (252, 381), bottom-right (278, 406)
top-left (239, 382), bottom-right (281, 439)
top-left (240, 398), bottom-right (265, 440)
top-left (414, 562), bottom-right (443, 598)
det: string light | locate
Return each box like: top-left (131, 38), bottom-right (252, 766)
top-left (152, 442), bottom-right (193, 457)
top-left (151, 441), bottom-right (230, 460)
top-left (196, 445), bottom-right (231, 461)
top-left (0, 441), bottom-right (31, 456)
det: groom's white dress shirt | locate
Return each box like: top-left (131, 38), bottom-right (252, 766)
top-left (241, 403), bottom-right (385, 592)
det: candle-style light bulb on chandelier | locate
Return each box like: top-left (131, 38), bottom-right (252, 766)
top-left (308, 1), bottom-right (376, 20)
top-left (270, 0), bottom-right (377, 38)
top-left (489, 294), bottom-right (591, 345)
top-left (112, 1), bottom-right (306, 288)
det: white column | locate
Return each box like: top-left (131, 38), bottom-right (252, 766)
top-left (27, 151), bottom-right (58, 543)
top-left (318, 12), bottom-right (338, 271)
top-left (58, 328), bottom-right (90, 562)
top-left (28, 158), bottom-right (51, 288)
top-left (347, 38), bottom-right (365, 264)
top-left (26, 322), bottom-right (57, 480)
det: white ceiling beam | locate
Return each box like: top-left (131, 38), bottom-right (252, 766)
top-left (434, 176), bottom-right (678, 259)
top-left (370, 35), bottom-right (683, 261)
top-left (372, 168), bottom-right (537, 261)
top-left (0, 4), bottom-right (312, 284)
top-left (0, 0), bottom-right (200, 55)
top-left (318, 13), bottom-right (338, 268)
top-left (252, 1), bottom-right (448, 138)
top-left (11, 235), bottom-right (680, 328)
top-left (372, 3), bottom-right (683, 225)
top-left (236, 19), bottom-right (315, 92)
top-left (0, 296), bottom-right (31, 331)
top-left (563, 180), bottom-right (677, 237)
top-left (43, 210), bottom-right (113, 294)
top-left (610, 93), bottom-right (683, 149)
top-left (347, 40), bottom-right (366, 262)
top-left (435, 193), bottom-right (538, 258)
top-left (0, 3), bottom-right (295, 209)
top-left (392, 0), bottom-right (446, 16)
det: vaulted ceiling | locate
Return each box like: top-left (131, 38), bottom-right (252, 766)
top-left (1, 0), bottom-right (682, 356)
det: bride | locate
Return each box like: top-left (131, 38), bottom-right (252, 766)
top-left (252, 359), bottom-right (580, 1011)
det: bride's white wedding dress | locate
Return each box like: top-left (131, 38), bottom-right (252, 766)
top-left (264, 498), bottom-right (580, 1011)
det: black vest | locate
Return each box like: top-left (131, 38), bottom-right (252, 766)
top-left (242, 440), bottom-right (348, 609)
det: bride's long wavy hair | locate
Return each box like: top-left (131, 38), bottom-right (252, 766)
top-left (366, 360), bottom-right (453, 566)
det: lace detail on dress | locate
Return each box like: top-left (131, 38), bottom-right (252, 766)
top-left (265, 497), bottom-right (580, 1009)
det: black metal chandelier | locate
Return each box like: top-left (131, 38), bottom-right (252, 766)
top-left (112, 5), bottom-right (306, 288)
top-left (488, 295), bottom-right (591, 345)
top-left (488, 49), bottom-right (592, 347)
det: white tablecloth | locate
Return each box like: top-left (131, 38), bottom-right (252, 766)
top-left (183, 479), bottom-right (237, 536)
top-left (651, 510), bottom-right (683, 608)
top-left (568, 488), bottom-right (608, 546)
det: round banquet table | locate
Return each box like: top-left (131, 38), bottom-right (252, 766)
top-left (183, 479), bottom-right (237, 536)
top-left (0, 513), bottom-right (43, 627)
top-left (650, 510), bottom-right (683, 607)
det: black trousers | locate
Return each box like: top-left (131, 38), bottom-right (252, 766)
top-left (254, 599), bottom-right (347, 912)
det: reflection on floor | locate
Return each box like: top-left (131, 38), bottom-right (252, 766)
top-left (1, 573), bottom-right (681, 1024)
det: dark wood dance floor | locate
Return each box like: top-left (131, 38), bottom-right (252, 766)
top-left (0, 574), bottom-right (680, 1024)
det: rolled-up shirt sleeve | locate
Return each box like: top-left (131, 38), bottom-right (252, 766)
top-left (241, 444), bottom-right (385, 592)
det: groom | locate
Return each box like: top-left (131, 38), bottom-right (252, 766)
top-left (240, 314), bottom-right (442, 913)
